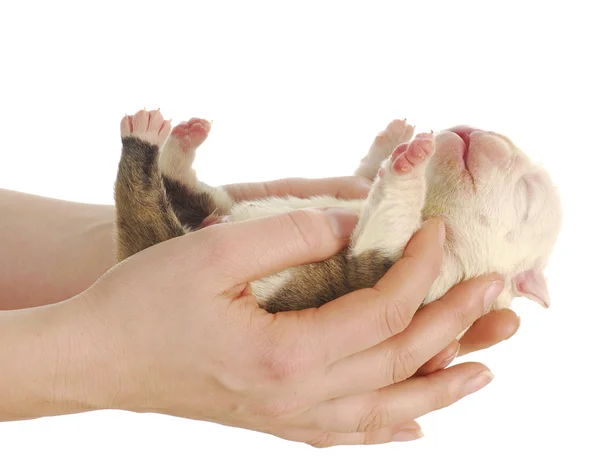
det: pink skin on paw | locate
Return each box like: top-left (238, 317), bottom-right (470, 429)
top-left (386, 118), bottom-right (409, 133)
top-left (171, 118), bottom-right (211, 153)
top-left (374, 119), bottom-right (414, 146)
top-left (386, 119), bottom-right (414, 139)
top-left (374, 134), bottom-right (387, 144)
top-left (121, 109), bottom-right (171, 146)
top-left (392, 133), bottom-right (435, 173)
top-left (391, 143), bottom-right (410, 158)
top-left (120, 115), bottom-right (133, 135)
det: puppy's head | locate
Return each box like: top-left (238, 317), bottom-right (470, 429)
top-left (423, 126), bottom-right (562, 309)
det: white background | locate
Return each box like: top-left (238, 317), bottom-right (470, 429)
top-left (1, 1), bottom-right (598, 465)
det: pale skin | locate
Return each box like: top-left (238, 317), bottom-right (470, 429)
top-left (0, 182), bottom-right (520, 447)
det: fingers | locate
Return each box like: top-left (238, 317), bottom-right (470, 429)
top-left (312, 362), bottom-right (493, 434)
top-left (304, 420), bottom-right (423, 447)
top-left (416, 309), bottom-right (519, 374)
top-left (416, 340), bottom-right (460, 376)
top-left (223, 176), bottom-right (372, 202)
top-left (320, 274), bottom-right (504, 398)
top-left (186, 208), bottom-right (358, 286)
top-left (295, 218), bottom-right (444, 365)
top-left (458, 308), bottom-right (520, 356)
top-left (417, 309), bottom-right (519, 372)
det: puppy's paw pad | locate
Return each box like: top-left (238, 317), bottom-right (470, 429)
top-left (121, 109), bottom-right (171, 147)
top-left (391, 132), bottom-right (435, 174)
top-left (170, 118), bottom-right (211, 153)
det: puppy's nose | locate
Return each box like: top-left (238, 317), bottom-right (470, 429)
top-left (447, 125), bottom-right (482, 147)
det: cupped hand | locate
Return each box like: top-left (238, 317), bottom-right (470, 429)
top-left (80, 211), bottom-right (504, 447)
top-left (224, 175), bottom-right (521, 361)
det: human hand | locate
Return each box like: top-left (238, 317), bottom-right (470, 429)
top-left (75, 211), bottom-right (504, 447)
top-left (224, 176), bottom-right (521, 362)
top-left (223, 175), bottom-right (372, 201)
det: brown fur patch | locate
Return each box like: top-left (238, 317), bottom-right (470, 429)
top-left (262, 249), bottom-right (395, 313)
top-left (115, 137), bottom-right (185, 261)
top-left (162, 176), bottom-right (219, 231)
top-left (347, 249), bottom-right (396, 290)
top-left (262, 252), bottom-right (350, 312)
top-left (115, 137), bottom-right (397, 311)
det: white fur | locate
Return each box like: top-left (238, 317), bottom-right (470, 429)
top-left (355, 119), bottom-right (415, 179)
top-left (351, 157), bottom-right (426, 258)
top-left (250, 268), bottom-right (294, 302)
top-left (158, 117), bottom-right (562, 312)
top-left (160, 132), bottom-right (234, 213)
top-left (240, 127), bottom-right (562, 311)
top-left (420, 130), bottom-right (562, 308)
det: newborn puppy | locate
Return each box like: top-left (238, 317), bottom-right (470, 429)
top-left (115, 110), bottom-right (561, 316)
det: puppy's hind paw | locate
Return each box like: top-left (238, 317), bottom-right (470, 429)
top-left (121, 109), bottom-right (172, 147)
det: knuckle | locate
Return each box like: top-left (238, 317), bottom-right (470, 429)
top-left (387, 347), bottom-right (418, 383)
top-left (449, 301), bottom-right (475, 332)
top-left (283, 210), bottom-right (323, 252)
top-left (357, 404), bottom-right (390, 432)
top-left (382, 295), bottom-right (412, 335)
top-left (258, 345), bottom-right (311, 384)
top-left (308, 432), bottom-right (338, 449)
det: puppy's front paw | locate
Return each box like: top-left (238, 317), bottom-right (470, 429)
top-left (356, 119), bottom-right (416, 181)
top-left (374, 119), bottom-right (416, 154)
top-left (379, 132), bottom-right (435, 177)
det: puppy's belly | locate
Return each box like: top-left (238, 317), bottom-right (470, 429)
top-left (227, 196), bottom-right (363, 306)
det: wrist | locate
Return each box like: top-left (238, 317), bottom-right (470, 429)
top-left (0, 296), bottom-right (119, 421)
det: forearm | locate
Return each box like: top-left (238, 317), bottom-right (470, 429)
top-left (0, 298), bottom-right (110, 421)
top-left (0, 189), bottom-right (116, 310)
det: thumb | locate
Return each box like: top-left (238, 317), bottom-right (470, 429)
top-left (194, 207), bottom-right (358, 286)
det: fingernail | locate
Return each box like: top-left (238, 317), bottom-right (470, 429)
top-left (462, 369), bottom-right (494, 397)
top-left (324, 208), bottom-right (359, 238)
top-left (504, 315), bottom-right (521, 340)
top-left (392, 428), bottom-right (424, 442)
top-left (484, 280), bottom-right (504, 309)
top-left (438, 344), bottom-right (460, 370)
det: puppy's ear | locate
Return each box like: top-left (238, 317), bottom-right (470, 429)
top-left (512, 270), bottom-right (550, 308)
